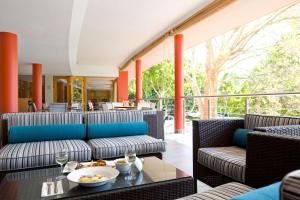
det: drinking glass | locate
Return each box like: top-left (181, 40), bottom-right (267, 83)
top-left (55, 149), bottom-right (68, 179)
top-left (125, 148), bottom-right (136, 164)
top-left (125, 148), bottom-right (136, 180)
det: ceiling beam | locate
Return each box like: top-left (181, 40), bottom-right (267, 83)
top-left (119, 0), bottom-right (236, 71)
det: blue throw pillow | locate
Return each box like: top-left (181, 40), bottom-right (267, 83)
top-left (9, 124), bottom-right (86, 143)
top-left (231, 182), bottom-right (281, 200)
top-left (87, 122), bottom-right (148, 139)
top-left (233, 128), bottom-right (252, 148)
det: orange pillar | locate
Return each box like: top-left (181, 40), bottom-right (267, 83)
top-left (0, 32), bottom-right (18, 113)
top-left (32, 63), bottom-right (42, 111)
top-left (135, 59), bottom-right (142, 103)
top-left (174, 34), bottom-right (184, 133)
top-left (117, 71), bottom-right (128, 102)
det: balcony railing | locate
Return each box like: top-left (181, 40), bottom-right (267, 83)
top-left (139, 92), bottom-right (300, 121)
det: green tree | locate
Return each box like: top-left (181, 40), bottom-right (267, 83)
top-left (243, 31), bottom-right (300, 116)
top-left (184, 3), bottom-right (300, 118)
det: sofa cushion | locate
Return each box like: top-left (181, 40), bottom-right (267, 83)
top-left (233, 129), bottom-right (252, 148)
top-left (0, 140), bottom-right (91, 170)
top-left (231, 182), bottom-right (280, 200)
top-left (198, 146), bottom-right (246, 182)
top-left (8, 124), bottom-right (86, 143)
top-left (2, 112), bottom-right (84, 130)
top-left (87, 122), bottom-right (148, 139)
top-left (177, 182), bottom-right (253, 200)
top-left (87, 135), bottom-right (166, 159)
top-left (84, 111), bottom-right (144, 124)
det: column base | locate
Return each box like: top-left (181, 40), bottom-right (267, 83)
top-left (175, 129), bottom-right (184, 134)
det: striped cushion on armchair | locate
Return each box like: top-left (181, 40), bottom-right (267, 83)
top-left (198, 146), bottom-right (246, 182)
top-left (177, 182), bottom-right (253, 200)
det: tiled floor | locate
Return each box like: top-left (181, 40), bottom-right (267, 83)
top-left (163, 121), bottom-right (211, 193)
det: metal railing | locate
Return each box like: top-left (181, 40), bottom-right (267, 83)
top-left (135, 92), bottom-right (300, 120)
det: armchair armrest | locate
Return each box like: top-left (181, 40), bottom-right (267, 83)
top-left (254, 125), bottom-right (300, 136)
top-left (193, 119), bottom-right (244, 149)
top-left (143, 111), bottom-right (164, 140)
top-left (245, 132), bottom-right (300, 188)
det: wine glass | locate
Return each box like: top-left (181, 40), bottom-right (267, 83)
top-left (125, 148), bottom-right (136, 180)
top-left (55, 149), bottom-right (68, 179)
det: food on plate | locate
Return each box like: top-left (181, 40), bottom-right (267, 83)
top-left (79, 174), bottom-right (107, 183)
top-left (94, 160), bottom-right (106, 166)
top-left (116, 159), bottom-right (127, 164)
top-left (78, 160), bottom-right (106, 168)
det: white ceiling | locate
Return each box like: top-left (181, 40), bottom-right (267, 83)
top-left (0, 0), bottom-right (297, 78)
top-left (126, 0), bottom-right (299, 80)
top-left (0, 0), bottom-right (73, 75)
top-left (75, 0), bottom-right (211, 76)
top-left (0, 0), bottom-right (211, 76)
top-left (86, 77), bottom-right (114, 90)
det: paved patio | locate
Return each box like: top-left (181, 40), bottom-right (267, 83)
top-left (163, 120), bottom-right (211, 192)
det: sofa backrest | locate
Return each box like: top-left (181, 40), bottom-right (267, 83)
top-left (84, 111), bottom-right (144, 124)
top-left (2, 112), bottom-right (83, 129)
top-left (245, 114), bottom-right (300, 129)
top-left (86, 122), bottom-right (148, 139)
top-left (84, 110), bottom-right (165, 139)
top-left (9, 124), bottom-right (86, 144)
top-left (0, 112), bottom-right (84, 146)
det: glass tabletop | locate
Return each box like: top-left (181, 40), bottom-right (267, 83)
top-left (0, 157), bottom-right (190, 200)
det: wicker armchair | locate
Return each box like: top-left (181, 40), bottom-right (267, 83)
top-left (193, 114), bottom-right (300, 190)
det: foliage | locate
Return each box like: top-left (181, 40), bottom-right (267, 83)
top-left (129, 59), bottom-right (198, 112)
top-left (244, 31), bottom-right (300, 116)
top-left (218, 30), bottom-right (300, 116)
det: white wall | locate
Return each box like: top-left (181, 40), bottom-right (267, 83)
top-left (45, 75), bottom-right (53, 104)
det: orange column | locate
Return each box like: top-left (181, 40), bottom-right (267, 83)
top-left (32, 63), bottom-right (42, 111)
top-left (0, 32), bottom-right (18, 113)
top-left (174, 34), bottom-right (184, 133)
top-left (117, 71), bottom-right (128, 102)
top-left (135, 59), bottom-right (142, 103)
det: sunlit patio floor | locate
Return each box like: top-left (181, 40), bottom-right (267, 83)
top-left (163, 120), bottom-right (211, 193)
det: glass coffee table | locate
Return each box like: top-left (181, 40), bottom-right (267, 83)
top-left (0, 157), bottom-right (194, 200)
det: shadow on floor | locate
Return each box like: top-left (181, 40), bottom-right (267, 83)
top-left (163, 132), bottom-right (211, 193)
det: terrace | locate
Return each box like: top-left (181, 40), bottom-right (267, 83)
top-left (0, 0), bottom-right (300, 200)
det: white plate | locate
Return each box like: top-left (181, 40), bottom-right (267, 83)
top-left (67, 167), bottom-right (119, 187)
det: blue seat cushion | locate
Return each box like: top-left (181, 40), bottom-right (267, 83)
top-left (9, 124), bottom-right (86, 143)
top-left (233, 128), bottom-right (252, 148)
top-left (231, 182), bottom-right (281, 200)
top-left (87, 122), bottom-right (148, 139)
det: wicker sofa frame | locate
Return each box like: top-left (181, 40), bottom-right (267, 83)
top-left (0, 110), bottom-right (165, 147)
top-left (193, 114), bottom-right (300, 190)
top-left (0, 111), bottom-right (165, 171)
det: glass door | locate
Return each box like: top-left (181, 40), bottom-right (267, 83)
top-left (53, 76), bottom-right (70, 104)
top-left (70, 77), bottom-right (86, 111)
